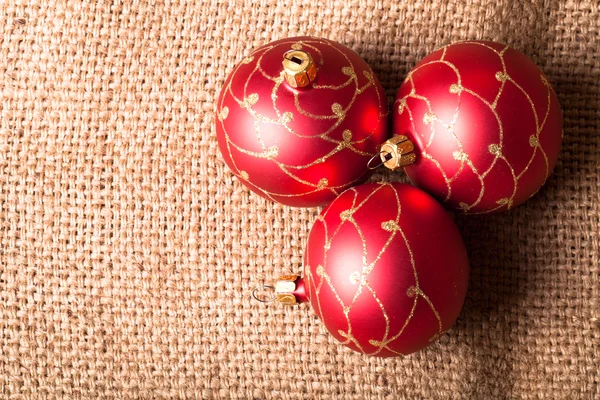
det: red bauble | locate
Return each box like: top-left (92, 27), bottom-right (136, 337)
top-left (300, 182), bottom-right (469, 357)
top-left (393, 40), bottom-right (562, 213)
top-left (216, 37), bottom-right (388, 207)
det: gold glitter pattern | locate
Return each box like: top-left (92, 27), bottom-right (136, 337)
top-left (217, 38), bottom-right (387, 201)
top-left (305, 183), bottom-right (444, 356)
top-left (218, 106), bottom-right (229, 121)
top-left (395, 41), bottom-right (555, 213)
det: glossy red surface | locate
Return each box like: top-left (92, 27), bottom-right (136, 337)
top-left (216, 37), bottom-right (389, 207)
top-left (302, 182), bottom-right (469, 356)
top-left (393, 41), bottom-right (562, 214)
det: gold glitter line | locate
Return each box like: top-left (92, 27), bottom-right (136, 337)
top-left (533, 78), bottom-right (552, 178)
top-left (235, 168), bottom-right (329, 198)
top-left (537, 80), bottom-right (552, 178)
top-left (347, 184), bottom-right (401, 309)
top-left (406, 59), bottom-right (463, 88)
top-left (479, 155), bottom-right (500, 180)
top-left (226, 137), bottom-right (277, 159)
top-left (397, 227), bottom-right (419, 287)
top-left (409, 90), bottom-right (467, 153)
top-left (460, 157), bottom-right (486, 211)
top-left (279, 98), bottom-right (382, 139)
top-left (323, 208), bottom-right (353, 251)
top-left (242, 56), bottom-right (263, 117)
top-left (515, 146), bottom-right (540, 182)
top-left (448, 156), bottom-right (467, 182)
top-left (234, 175), bottom-right (278, 202)
top-left (498, 155), bottom-right (518, 208)
top-left (275, 163), bottom-right (325, 188)
top-left (506, 76), bottom-right (540, 132)
top-left (379, 346), bottom-right (407, 357)
top-left (281, 147), bottom-right (344, 170)
top-left (402, 97), bottom-right (418, 136)
top-left (449, 84), bottom-right (500, 210)
top-left (467, 202), bottom-right (507, 215)
top-left (492, 78), bottom-right (507, 109)
top-left (352, 218), bottom-right (398, 290)
top-left (222, 135), bottom-right (278, 202)
top-left (377, 296), bottom-right (419, 346)
top-left (401, 94), bottom-right (452, 200)
top-left (510, 74), bottom-right (552, 183)
top-left (403, 95), bottom-right (452, 201)
top-left (257, 186), bottom-right (327, 198)
top-left (364, 280), bottom-right (391, 354)
top-left (346, 218), bottom-right (369, 297)
top-left (270, 72), bottom-right (285, 114)
top-left (312, 68), bottom-right (355, 90)
top-left (356, 77), bottom-right (374, 95)
top-left (257, 64), bottom-right (282, 81)
top-left (337, 329), bottom-right (367, 353)
top-left (415, 288), bottom-right (443, 333)
top-left (319, 268), bottom-right (366, 353)
top-left (279, 137), bottom-right (376, 170)
top-left (419, 102), bottom-right (439, 150)
top-left (539, 145), bottom-right (550, 179)
top-left (291, 78), bottom-right (375, 120)
top-left (458, 41), bottom-right (506, 57)
top-left (371, 68), bottom-right (387, 122)
top-left (347, 216), bottom-right (366, 262)
top-left (251, 113), bottom-right (268, 152)
top-left (447, 78), bottom-right (465, 145)
top-left (321, 186), bottom-right (359, 231)
top-left (319, 269), bottom-right (349, 317)
top-left (352, 181), bottom-right (389, 213)
top-left (460, 87), bottom-right (505, 144)
top-left (307, 248), bottom-right (326, 324)
top-left (422, 152), bottom-right (453, 201)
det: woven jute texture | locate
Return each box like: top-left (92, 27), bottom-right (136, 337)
top-left (1, 0), bottom-right (599, 399)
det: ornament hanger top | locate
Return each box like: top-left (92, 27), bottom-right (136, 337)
top-left (282, 50), bottom-right (318, 88)
top-left (252, 274), bottom-right (308, 306)
top-left (367, 135), bottom-right (416, 171)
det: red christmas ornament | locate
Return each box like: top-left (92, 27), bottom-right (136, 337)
top-left (389, 40), bottom-right (562, 213)
top-left (216, 36), bottom-right (388, 207)
top-left (273, 182), bottom-right (469, 357)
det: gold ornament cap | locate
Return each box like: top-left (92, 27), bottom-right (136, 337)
top-left (282, 50), bottom-right (318, 88)
top-left (275, 274), bottom-right (301, 305)
top-left (368, 135), bottom-right (416, 171)
top-left (251, 274), bottom-right (307, 305)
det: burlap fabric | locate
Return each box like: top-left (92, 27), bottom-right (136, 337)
top-left (1, 1), bottom-right (598, 399)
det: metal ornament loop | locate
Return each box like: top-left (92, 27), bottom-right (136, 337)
top-left (251, 285), bottom-right (277, 303)
top-left (367, 151), bottom-right (393, 170)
